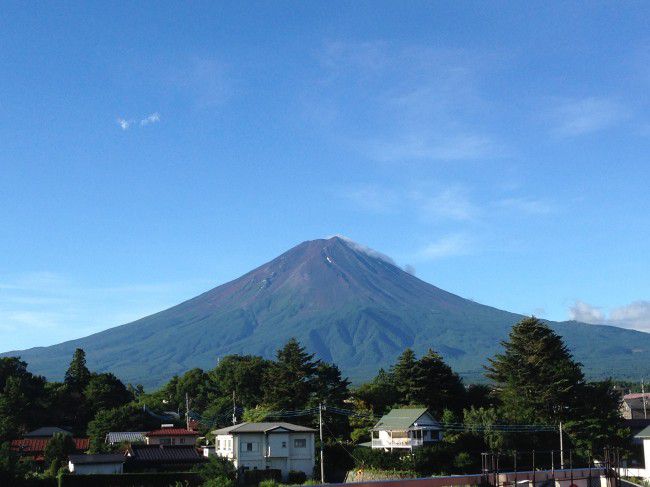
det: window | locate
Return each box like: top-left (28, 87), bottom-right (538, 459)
top-left (282, 441), bottom-right (287, 448)
top-left (180, 438), bottom-right (185, 444)
top-left (160, 438), bottom-right (172, 445)
top-left (294, 439), bottom-right (307, 448)
top-left (241, 441), bottom-right (258, 452)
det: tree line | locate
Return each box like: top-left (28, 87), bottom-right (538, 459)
top-left (0, 317), bottom-right (630, 482)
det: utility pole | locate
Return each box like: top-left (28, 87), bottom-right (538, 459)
top-left (560, 421), bottom-right (564, 470)
top-left (642, 380), bottom-right (647, 420)
top-left (185, 392), bottom-right (190, 430)
top-left (319, 402), bottom-right (325, 484)
top-left (232, 391), bottom-right (235, 425)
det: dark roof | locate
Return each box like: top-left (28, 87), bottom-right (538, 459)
top-left (372, 408), bottom-right (440, 431)
top-left (106, 432), bottom-right (146, 444)
top-left (127, 445), bottom-right (204, 465)
top-left (69, 454), bottom-right (125, 465)
top-left (146, 428), bottom-right (199, 437)
top-left (213, 422), bottom-right (317, 435)
top-left (24, 427), bottom-right (72, 438)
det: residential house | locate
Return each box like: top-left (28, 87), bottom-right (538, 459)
top-left (207, 422), bottom-right (316, 481)
top-left (371, 408), bottom-right (442, 451)
top-left (620, 425), bottom-right (650, 479)
top-left (68, 454), bottom-right (125, 474)
top-left (144, 425), bottom-right (199, 446)
top-left (622, 393), bottom-right (650, 420)
top-left (10, 427), bottom-right (89, 464)
top-left (106, 431), bottom-right (146, 446)
top-left (125, 444), bottom-right (205, 472)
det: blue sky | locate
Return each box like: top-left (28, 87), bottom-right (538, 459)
top-left (2, 2), bottom-right (650, 351)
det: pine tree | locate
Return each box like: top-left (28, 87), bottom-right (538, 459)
top-left (411, 349), bottom-right (465, 415)
top-left (391, 348), bottom-right (418, 404)
top-left (485, 317), bottom-right (585, 423)
top-left (262, 338), bottom-right (318, 410)
top-left (64, 349), bottom-right (91, 392)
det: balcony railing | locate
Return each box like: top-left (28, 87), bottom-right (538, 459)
top-left (371, 437), bottom-right (424, 449)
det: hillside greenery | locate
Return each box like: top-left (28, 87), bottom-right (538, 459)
top-left (5, 238), bottom-right (650, 388)
top-left (0, 318), bottom-right (632, 485)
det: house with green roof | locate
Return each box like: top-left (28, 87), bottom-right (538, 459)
top-left (371, 407), bottom-right (442, 451)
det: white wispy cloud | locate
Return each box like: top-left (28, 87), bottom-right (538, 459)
top-left (366, 134), bottom-right (499, 163)
top-left (610, 301), bottom-right (650, 331)
top-left (140, 112), bottom-right (161, 126)
top-left (496, 197), bottom-right (555, 215)
top-left (412, 186), bottom-right (478, 221)
top-left (568, 300), bottom-right (606, 323)
top-left (339, 184), bottom-right (399, 213)
top-left (117, 113), bottom-right (162, 131)
top-left (341, 182), bottom-right (554, 223)
top-left (549, 97), bottom-right (628, 137)
top-left (415, 234), bottom-right (473, 261)
top-left (117, 118), bottom-right (133, 130)
top-left (568, 299), bottom-right (650, 332)
top-left (315, 41), bottom-right (504, 163)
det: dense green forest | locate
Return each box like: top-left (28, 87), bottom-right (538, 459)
top-left (0, 317), bottom-right (630, 485)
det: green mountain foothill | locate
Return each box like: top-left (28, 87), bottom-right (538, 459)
top-left (3, 236), bottom-right (649, 388)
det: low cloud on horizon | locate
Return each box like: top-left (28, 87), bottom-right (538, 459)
top-left (569, 299), bottom-right (650, 332)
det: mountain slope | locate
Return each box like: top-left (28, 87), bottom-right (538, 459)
top-left (3, 236), bottom-right (650, 388)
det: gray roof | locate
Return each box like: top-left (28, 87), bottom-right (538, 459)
top-left (69, 454), bottom-right (125, 465)
top-left (372, 408), bottom-right (440, 431)
top-left (106, 432), bottom-right (146, 444)
top-left (25, 427), bottom-right (72, 438)
top-left (635, 425), bottom-right (650, 439)
top-left (213, 422), bottom-right (316, 435)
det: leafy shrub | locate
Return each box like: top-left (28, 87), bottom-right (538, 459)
top-left (242, 469), bottom-right (281, 486)
top-left (287, 470), bottom-right (307, 484)
top-left (258, 480), bottom-right (279, 487)
top-left (193, 456), bottom-right (236, 483)
top-left (203, 477), bottom-right (235, 487)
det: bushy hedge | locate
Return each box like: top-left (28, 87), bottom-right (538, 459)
top-left (241, 468), bottom-right (281, 486)
top-left (9, 478), bottom-right (57, 487)
top-left (286, 470), bottom-right (307, 484)
top-left (350, 444), bottom-right (464, 476)
top-left (57, 472), bottom-right (201, 487)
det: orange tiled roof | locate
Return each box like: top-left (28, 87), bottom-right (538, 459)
top-left (10, 437), bottom-right (89, 459)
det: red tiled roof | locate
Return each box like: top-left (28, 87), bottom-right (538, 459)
top-left (624, 393), bottom-right (650, 400)
top-left (146, 428), bottom-right (199, 437)
top-left (74, 438), bottom-right (90, 450)
top-left (10, 437), bottom-right (89, 459)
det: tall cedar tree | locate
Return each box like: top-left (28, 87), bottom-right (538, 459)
top-left (263, 338), bottom-right (318, 410)
top-left (485, 317), bottom-right (585, 423)
top-left (0, 358), bottom-right (49, 441)
top-left (355, 368), bottom-right (400, 416)
top-left (391, 348), bottom-right (418, 404)
top-left (64, 348), bottom-right (91, 392)
top-left (412, 349), bottom-right (465, 415)
top-left (61, 349), bottom-right (93, 431)
top-left (209, 355), bottom-right (271, 408)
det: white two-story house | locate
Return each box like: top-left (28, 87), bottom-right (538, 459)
top-left (206, 422), bottom-right (316, 480)
top-left (371, 408), bottom-right (442, 451)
